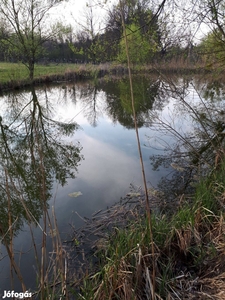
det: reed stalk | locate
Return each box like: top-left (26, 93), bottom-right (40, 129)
top-left (119, 0), bottom-right (156, 297)
top-left (6, 168), bottom-right (14, 291)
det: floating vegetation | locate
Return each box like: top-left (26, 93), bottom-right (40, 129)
top-left (68, 191), bottom-right (83, 198)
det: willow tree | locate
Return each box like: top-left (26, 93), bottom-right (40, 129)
top-left (0, 0), bottom-right (64, 81)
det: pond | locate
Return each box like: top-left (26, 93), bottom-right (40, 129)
top-left (0, 74), bottom-right (224, 295)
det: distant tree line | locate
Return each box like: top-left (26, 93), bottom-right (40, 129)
top-left (1, 0), bottom-right (224, 77)
top-left (0, 0), bottom-right (200, 67)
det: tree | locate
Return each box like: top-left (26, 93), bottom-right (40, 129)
top-left (105, 0), bottom-right (161, 63)
top-left (0, 0), bottom-right (64, 80)
top-left (0, 20), bottom-right (10, 61)
top-left (69, 0), bottom-right (104, 63)
top-left (199, 30), bottom-right (225, 67)
top-left (191, 0), bottom-right (225, 66)
top-left (117, 23), bottom-right (153, 63)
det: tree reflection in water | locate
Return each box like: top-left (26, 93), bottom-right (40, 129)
top-left (1, 75), bottom-right (225, 294)
top-left (147, 76), bottom-right (225, 205)
top-left (65, 76), bottom-right (162, 129)
top-left (0, 86), bottom-right (82, 293)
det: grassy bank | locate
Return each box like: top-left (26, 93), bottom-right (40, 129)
top-left (0, 62), bottom-right (70, 83)
top-left (0, 60), bottom-right (212, 93)
top-left (73, 158), bottom-right (225, 299)
top-left (0, 62), bottom-right (130, 92)
top-left (0, 62), bottom-right (89, 92)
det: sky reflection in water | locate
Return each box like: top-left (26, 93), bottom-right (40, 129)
top-left (1, 75), bottom-right (217, 292)
top-left (0, 80), bottom-right (164, 292)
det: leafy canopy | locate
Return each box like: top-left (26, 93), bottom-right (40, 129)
top-left (117, 22), bottom-right (158, 63)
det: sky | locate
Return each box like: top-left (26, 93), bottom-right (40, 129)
top-left (52, 0), bottom-right (114, 34)
top-left (50, 0), bottom-right (208, 43)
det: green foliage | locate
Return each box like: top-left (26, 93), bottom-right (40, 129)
top-left (0, 86), bottom-right (83, 243)
top-left (117, 1), bottom-right (160, 64)
top-left (1, 31), bottom-right (43, 63)
top-left (89, 38), bottom-right (106, 63)
top-left (0, 0), bottom-right (67, 80)
top-left (200, 31), bottom-right (225, 67)
top-left (117, 23), bottom-right (153, 63)
top-left (69, 43), bottom-right (84, 57)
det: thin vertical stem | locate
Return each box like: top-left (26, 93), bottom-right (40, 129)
top-left (6, 168), bottom-right (14, 291)
top-left (34, 114), bottom-right (48, 299)
top-left (119, 1), bottom-right (156, 297)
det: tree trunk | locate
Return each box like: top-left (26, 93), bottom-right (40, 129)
top-left (29, 60), bottom-right (34, 81)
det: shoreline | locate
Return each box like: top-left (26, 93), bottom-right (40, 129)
top-left (1, 62), bottom-right (225, 298)
top-left (74, 160), bottom-right (225, 299)
top-left (0, 62), bottom-right (216, 94)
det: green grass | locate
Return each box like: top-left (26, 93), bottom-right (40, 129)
top-left (0, 62), bottom-right (28, 83)
top-left (75, 159), bottom-right (225, 299)
top-left (0, 60), bottom-right (210, 88)
top-left (0, 62), bottom-right (121, 92)
top-left (33, 63), bottom-right (81, 78)
top-left (0, 62), bottom-right (81, 84)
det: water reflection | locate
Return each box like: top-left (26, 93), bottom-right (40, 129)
top-left (1, 75), bottom-right (225, 294)
top-left (148, 76), bottom-right (225, 201)
top-left (0, 77), bottom-right (166, 293)
top-left (60, 76), bottom-right (162, 128)
top-left (0, 86), bottom-right (82, 238)
top-left (100, 76), bottom-right (161, 128)
top-left (0, 86), bottom-right (82, 292)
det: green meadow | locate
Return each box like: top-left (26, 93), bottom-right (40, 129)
top-left (0, 62), bottom-right (81, 84)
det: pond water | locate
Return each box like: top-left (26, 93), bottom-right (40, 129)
top-left (0, 74), bottom-right (224, 294)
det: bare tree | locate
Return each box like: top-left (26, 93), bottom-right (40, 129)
top-left (71, 0), bottom-right (105, 63)
top-left (0, 0), bottom-right (64, 80)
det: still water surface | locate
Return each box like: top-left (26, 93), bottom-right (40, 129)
top-left (0, 75), bottom-right (224, 293)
